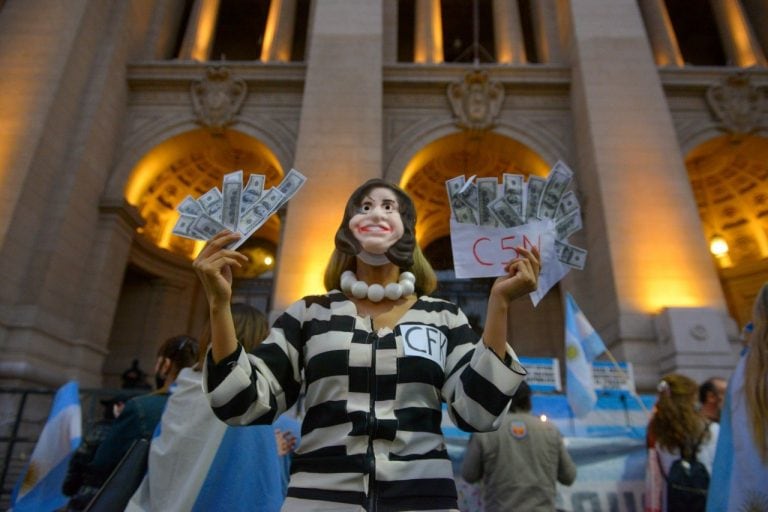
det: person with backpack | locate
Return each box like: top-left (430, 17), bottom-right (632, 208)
top-left (644, 373), bottom-right (719, 512)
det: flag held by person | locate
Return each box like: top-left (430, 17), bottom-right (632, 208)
top-left (10, 380), bottom-right (82, 511)
top-left (564, 293), bottom-right (606, 417)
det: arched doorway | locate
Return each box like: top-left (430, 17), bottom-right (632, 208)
top-left (102, 129), bottom-right (284, 385)
top-left (400, 131), bottom-right (567, 360)
top-left (686, 134), bottom-right (768, 329)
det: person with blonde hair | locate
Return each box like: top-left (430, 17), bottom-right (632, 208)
top-left (194, 178), bottom-right (540, 511)
top-left (645, 373), bottom-right (719, 512)
top-left (707, 283), bottom-right (768, 511)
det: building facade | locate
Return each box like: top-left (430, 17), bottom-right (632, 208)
top-left (1, 0), bottom-right (767, 393)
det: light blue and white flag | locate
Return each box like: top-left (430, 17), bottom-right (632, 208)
top-left (564, 293), bottom-right (606, 417)
top-left (10, 380), bottom-right (82, 512)
top-left (706, 352), bottom-right (768, 512)
top-left (126, 368), bottom-right (285, 512)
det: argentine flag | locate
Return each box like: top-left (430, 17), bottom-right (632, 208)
top-left (11, 380), bottom-right (82, 511)
top-left (126, 367), bottom-right (285, 512)
top-left (565, 293), bottom-right (606, 417)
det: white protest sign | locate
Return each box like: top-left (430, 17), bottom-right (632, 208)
top-left (592, 361), bottom-right (637, 394)
top-left (449, 218), bottom-right (565, 305)
top-left (519, 357), bottom-right (562, 392)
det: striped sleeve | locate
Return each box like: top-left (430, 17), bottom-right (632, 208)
top-left (202, 300), bottom-right (306, 426)
top-left (441, 305), bottom-right (526, 432)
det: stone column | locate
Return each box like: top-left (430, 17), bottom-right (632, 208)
top-left (530, 0), bottom-right (567, 63)
top-left (740, 0), bottom-right (768, 58)
top-left (178, 0), bottom-right (221, 61)
top-left (493, 0), bottom-right (526, 64)
top-left (271, 0), bottom-right (384, 311)
top-left (260, 0), bottom-right (297, 62)
top-left (709, 0), bottom-right (767, 67)
top-left (383, 0), bottom-right (399, 63)
top-left (142, 0), bottom-right (191, 59)
top-left (637, 0), bottom-right (684, 67)
top-left (414, 0), bottom-right (443, 63)
top-left (0, 0), bottom-right (158, 387)
top-left (567, 0), bottom-right (731, 388)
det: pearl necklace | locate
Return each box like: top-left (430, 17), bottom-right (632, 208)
top-left (340, 270), bottom-right (416, 302)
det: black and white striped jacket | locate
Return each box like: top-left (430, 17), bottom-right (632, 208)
top-left (204, 292), bottom-right (526, 511)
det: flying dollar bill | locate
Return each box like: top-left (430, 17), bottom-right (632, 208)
top-left (177, 196), bottom-right (203, 217)
top-left (229, 187), bottom-right (287, 250)
top-left (191, 214), bottom-right (227, 241)
top-left (525, 176), bottom-right (546, 222)
top-left (274, 168), bottom-right (307, 211)
top-left (556, 190), bottom-right (579, 221)
top-left (555, 239), bottom-right (588, 270)
top-left (240, 174), bottom-right (265, 214)
top-left (537, 161), bottom-right (573, 220)
top-left (555, 208), bottom-right (582, 240)
top-left (172, 214), bottom-right (200, 240)
top-left (446, 175), bottom-right (475, 224)
top-left (198, 187), bottom-right (223, 223)
top-left (487, 195), bottom-right (524, 227)
top-left (477, 177), bottom-right (499, 227)
top-left (172, 169), bottom-right (306, 248)
top-left (502, 173), bottom-right (524, 217)
top-left (221, 170), bottom-right (243, 231)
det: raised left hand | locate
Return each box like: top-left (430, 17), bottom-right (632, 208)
top-left (490, 245), bottom-right (541, 303)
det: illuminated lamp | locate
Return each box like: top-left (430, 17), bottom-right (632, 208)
top-left (709, 235), bottom-right (729, 257)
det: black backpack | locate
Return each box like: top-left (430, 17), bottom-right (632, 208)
top-left (657, 426), bottom-right (710, 512)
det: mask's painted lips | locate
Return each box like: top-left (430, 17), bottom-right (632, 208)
top-left (358, 225), bottom-right (391, 233)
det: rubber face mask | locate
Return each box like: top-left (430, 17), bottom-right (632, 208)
top-left (348, 187), bottom-right (405, 256)
top-left (334, 179), bottom-right (417, 268)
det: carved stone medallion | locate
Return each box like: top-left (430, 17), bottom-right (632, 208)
top-left (706, 73), bottom-right (766, 136)
top-left (447, 70), bottom-right (504, 131)
top-left (191, 66), bottom-right (247, 133)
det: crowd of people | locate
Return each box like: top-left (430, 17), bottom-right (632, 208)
top-left (55, 179), bottom-right (767, 512)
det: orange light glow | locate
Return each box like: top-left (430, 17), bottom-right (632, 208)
top-left (259, 0), bottom-right (279, 62)
top-left (191, 0), bottom-right (221, 61)
top-left (275, 225), bottom-right (335, 306)
top-left (124, 129), bottom-right (283, 255)
top-left (637, 278), bottom-right (711, 312)
top-left (414, 0), bottom-right (444, 63)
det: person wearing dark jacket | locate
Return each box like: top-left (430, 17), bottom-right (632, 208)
top-left (86, 335), bottom-right (198, 494)
top-left (61, 394), bottom-right (129, 511)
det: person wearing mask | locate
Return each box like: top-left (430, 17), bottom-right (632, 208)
top-left (194, 179), bottom-right (540, 511)
top-left (461, 381), bottom-right (576, 511)
top-left (126, 304), bottom-right (286, 512)
top-left (707, 284), bottom-right (768, 511)
top-left (87, 335), bottom-right (198, 487)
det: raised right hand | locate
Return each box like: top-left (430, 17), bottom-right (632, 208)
top-left (192, 230), bottom-right (248, 309)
